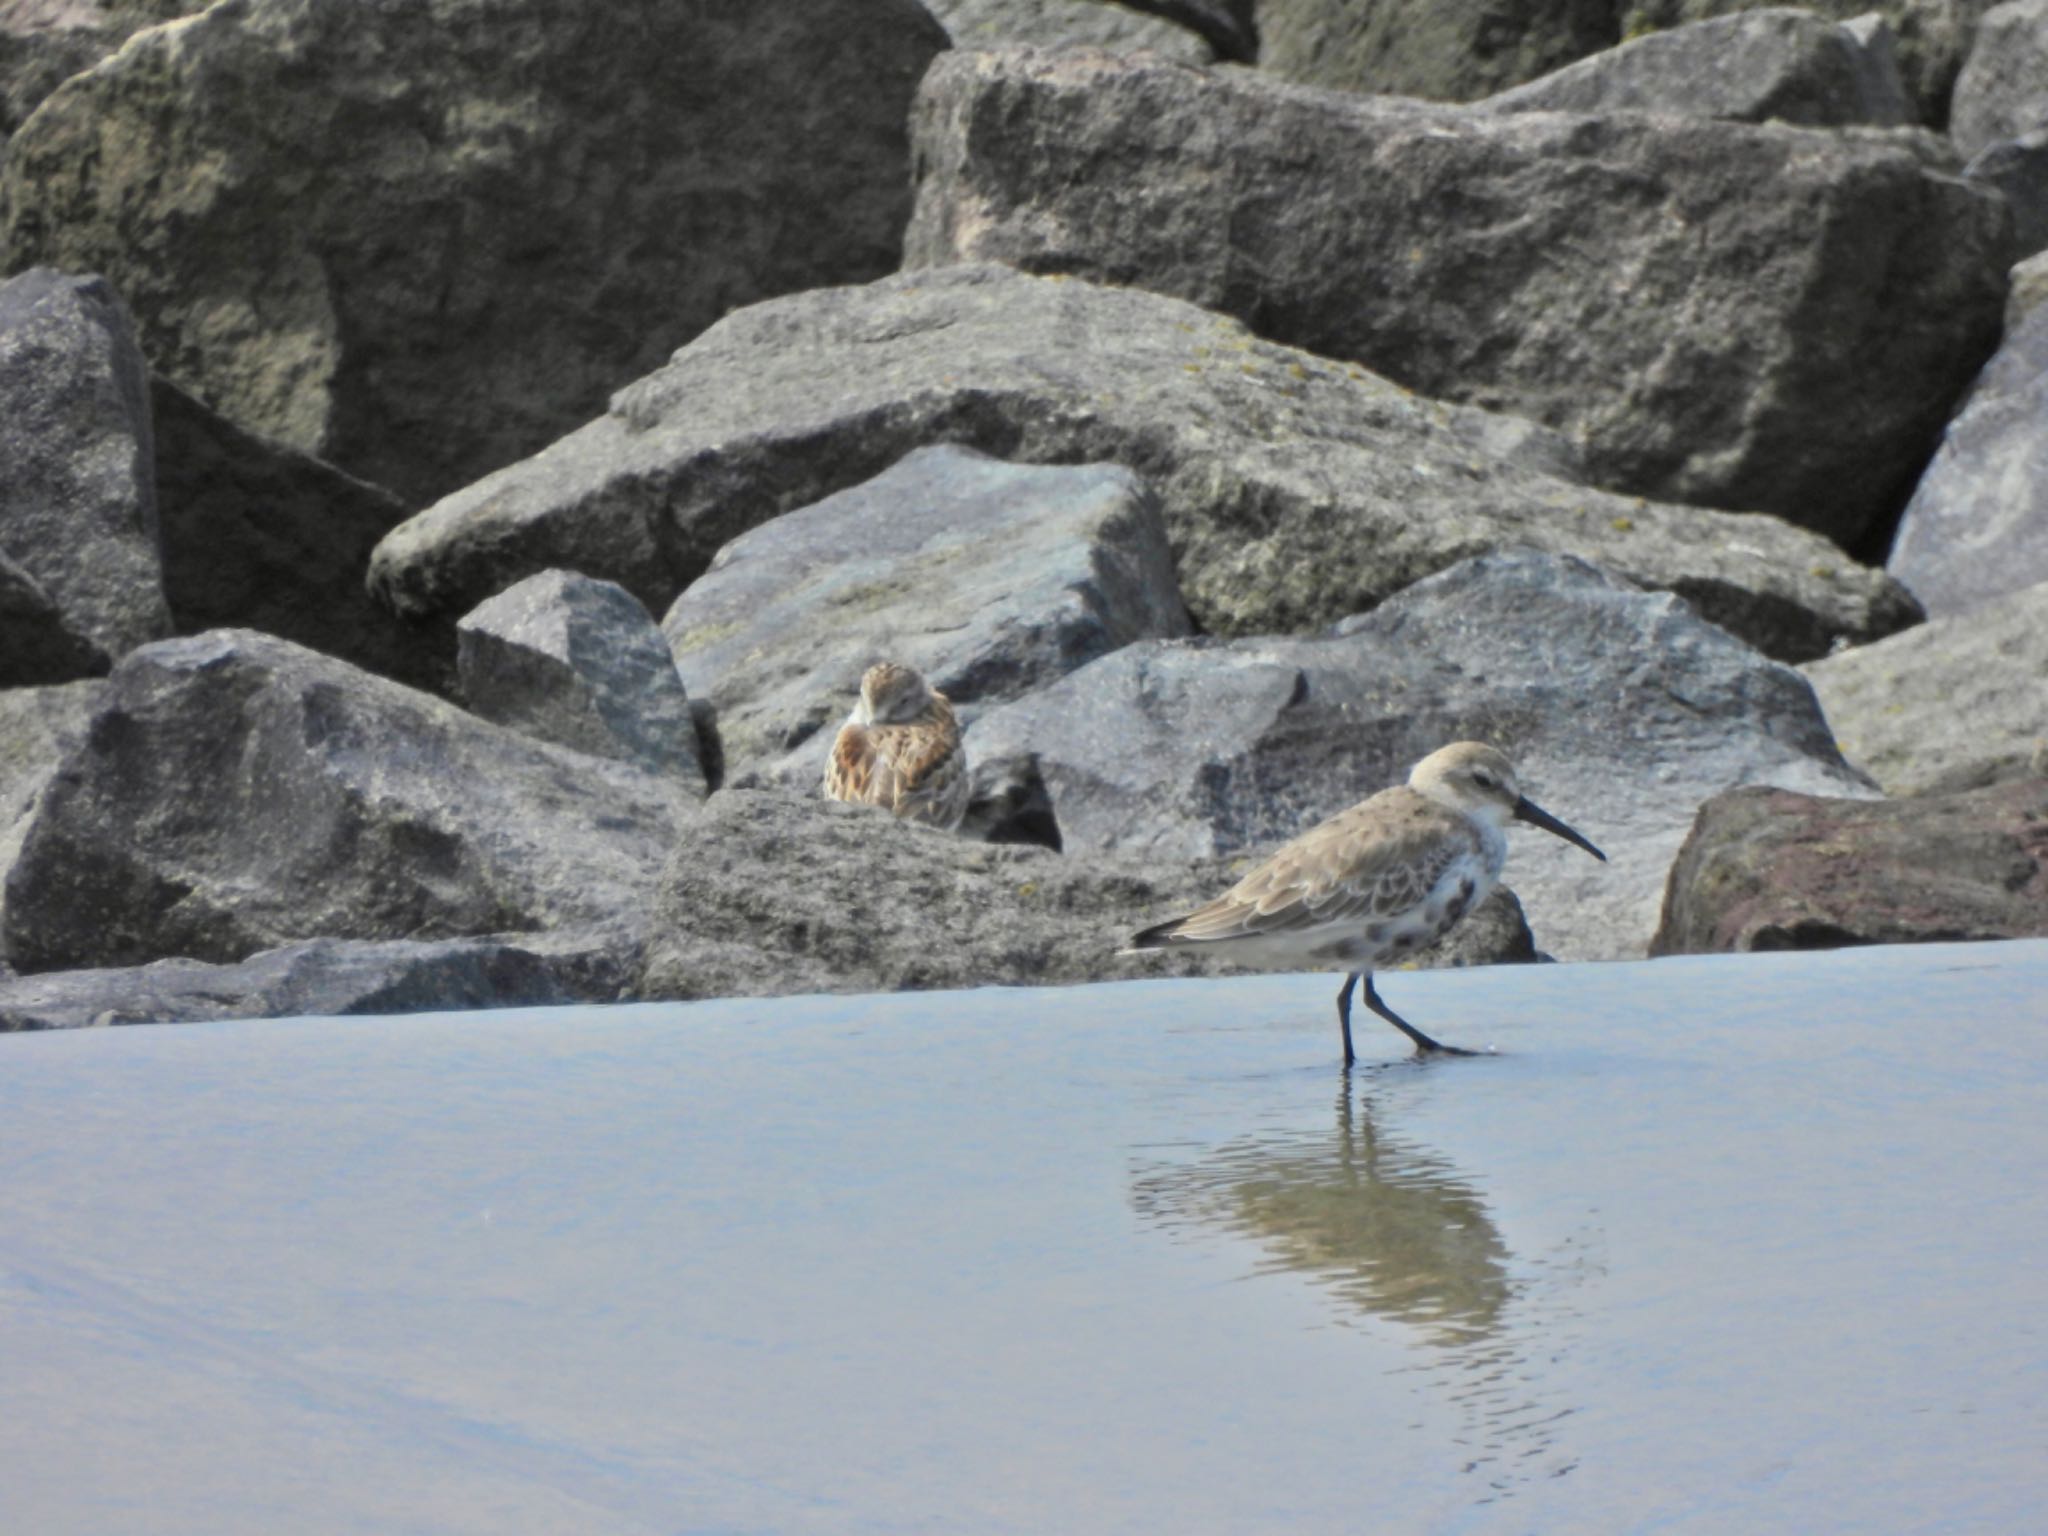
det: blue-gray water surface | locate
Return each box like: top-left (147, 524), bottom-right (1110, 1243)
top-left (2, 942), bottom-right (2045, 1534)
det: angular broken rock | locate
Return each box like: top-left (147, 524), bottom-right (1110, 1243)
top-left (1254, 0), bottom-right (1619, 101)
top-left (1651, 778), bottom-right (2048, 952)
top-left (0, 0), bottom-right (947, 503)
top-left (1, 630), bottom-right (685, 972)
top-left (904, 50), bottom-right (2011, 545)
top-left (1964, 129), bottom-right (2048, 259)
top-left (965, 550), bottom-right (1876, 962)
top-left (0, 679), bottom-right (105, 962)
top-left (0, 548), bottom-right (108, 686)
top-left (369, 266), bottom-right (1915, 664)
top-left (923, 0), bottom-right (1213, 60)
top-left (636, 788), bottom-right (1534, 1001)
top-left (1481, 8), bottom-right (1911, 126)
top-left (1950, 0), bottom-right (2048, 157)
top-left (458, 569), bottom-right (707, 792)
top-left (0, 267), bottom-right (170, 658)
top-left (662, 444), bottom-right (1192, 786)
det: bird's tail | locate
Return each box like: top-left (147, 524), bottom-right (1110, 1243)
top-left (1120, 915), bottom-right (1189, 955)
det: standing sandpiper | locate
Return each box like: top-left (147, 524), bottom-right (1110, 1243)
top-left (822, 661), bottom-right (971, 832)
top-left (1125, 742), bottom-right (1605, 1063)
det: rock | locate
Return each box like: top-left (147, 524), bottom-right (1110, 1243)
top-left (1651, 778), bottom-right (2048, 952)
top-left (1482, 8), bottom-right (1911, 126)
top-left (904, 51), bottom-right (2011, 548)
top-left (370, 265), bottom-right (1916, 665)
top-left (1802, 579), bottom-right (2048, 795)
top-left (0, 0), bottom-right (948, 505)
top-left (0, 929), bottom-right (635, 1031)
top-left (636, 787), bottom-right (1534, 1000)
top-left (1965, 128), bottom-right (2048, 258)
top-left (0, 678), bottom-right (102, 961)
top-left (458, 569), bottom-right (706, 791)
top-left (924, 0), bottom-right (1212, 60)
top-left (964, 550), bottom-right (1876, 961)
top-left (1885, 289), bottom-right (2048, 615)
top-left (149, 377), bottom-right (447, 692)
top-left (1950, 0), bottom-right (2048, 155)
top-left (0, 267), bottom-right (170, 658)
top-left (1618, 1), bottom-right (2003, 128)
top-left (1, 630), bottom-right (684, 972)
top-left (1, 3), bottom-right (202, 142)
top-left (2013, 247), bottom-right (2048, 322)
top-left (0, 548), bottom-right (107, 684)
top-left (661, 445), bottom-right (1192, 786)
top-left (1254, 0), bottom-right (1618, 101)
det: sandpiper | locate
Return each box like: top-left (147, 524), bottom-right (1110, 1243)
top-left (1125, 742), bottom-right (1605, 1063)
top-left (822, 661), bottom-right (971, 831)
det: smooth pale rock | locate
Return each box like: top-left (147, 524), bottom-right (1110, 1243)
top-left (0, 0), bottom-right (947, 504)
top-left (1, 630), bottom-right (684, 972)
top-left (1255, 0), bottom-right (1618, 101)
top-left (0, 930), bottom-right (635, 1031)
top-left (1483, 9), bottom-right (1911, 125)
top-left (1886, 293), bottom-right (2048, 615)
top-left (636, 788), bottom-right (1533, 1000)
top-left (458, 569), bottom-right (706, 791)
top-left (925, 0), bottom-right (1211, 59)
top-left (149, 377), bottom-right (446, 692)
top-left (1803, 580), bottom-right (2048, 794)
top-left (662, 445), bottom-right (1191, 786)
top-left (904, 51), bottom-right (2011, 546)
top-left (0, 267), bottom-right (170, 657)
top-left (369, 266), bottom-right (1916, 665)
top-left (965, 550), bottom-right (1875, 962)
top-left (1651, 778), bottom-right (2048, 952)
top-left (0, 678), bottom-right (102, 963)
top-left (1950, 0), bottom-right (2048, 155)
top-left (1965, 128), bottom-right (2048, 257)
top-left (0, 548), bottom-right (107, 684)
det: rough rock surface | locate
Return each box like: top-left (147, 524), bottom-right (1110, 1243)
top-left (1950, 0), bottom-right (2048, 155)
top-left (370, 266), bottom-right (1915, 665)
top-left (1255, 0), bottom-right (1618, 101)
top-left (1482, 8), bottom-right (1911, 126)
top-left (0, 547), bottom-right (107, 684)
top-left (0, 267), bottom-right (170, 657)
top-left (2012, 247), bottom-right (2048, 322)
top-left (0, 678), bottom-right (101, 958)
top-left (966, 551), bottom-right (1876, 961)
top-left (662, 445), bottom-right (1192, 786)
top-left (1651, 779), bottom-right (2048, 952)
top-left (1886, 289), bottom-right (2048, 615)
top-left (0, 0), bottom-right (948, 503)
top-left (904, 51), bottom-right (2011, 546)
top-left (637, 788), bottom-right (1534, 1001)
top-left (0, 2), bottom-right (203, 141)
top-left (458, 569), bottom-right (706, 791)
top-left (1, 630), bottom-right (684, 972)
top-left (1803, 580), bottom-right (2048, 795)
top-left (150, 377), bottom-right (445, 692)
top-left (924, 0), bottom-right (1211, 59)
top-left (0, 930), bottom-right (635, 1030)
top-left (1965, 128), bottom-right (2048, 258)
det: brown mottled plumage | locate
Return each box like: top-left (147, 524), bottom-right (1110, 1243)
top-left (822, 662), bottom-right (970, 831)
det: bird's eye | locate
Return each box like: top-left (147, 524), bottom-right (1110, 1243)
top-left (1473, 771), bottom-right (1496, 789)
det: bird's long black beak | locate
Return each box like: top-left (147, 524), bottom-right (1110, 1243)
top-left (1513, 796), bottom-right (1606, 861)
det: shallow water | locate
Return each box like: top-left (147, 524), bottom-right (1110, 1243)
top-left (2, 942), bottom-right (2044, 1534)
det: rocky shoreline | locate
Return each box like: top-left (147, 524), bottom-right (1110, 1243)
top-left (3, 0), bottom-right (2044, 1030)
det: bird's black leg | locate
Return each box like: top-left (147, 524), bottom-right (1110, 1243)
top-left (1335, 972), bottom-right (1360, 1066)
top-left (1364, 975), bottom-right (1473, 1057)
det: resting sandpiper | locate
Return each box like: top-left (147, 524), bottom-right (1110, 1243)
top-left (1125, 742), bottom-right (1605, 1062)
top-left (822, 662), bottom-right (971, 831)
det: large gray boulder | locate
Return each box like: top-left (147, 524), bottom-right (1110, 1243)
top-left (1802, 579), bottom-right (2048, 795)
top-left (458, 569), bottom-right (707, 792)
top-left (904, 51), bottom-right (2011, 547)
top-left (1254, 0), bottom-right (1618, 101)
top-left (1652, 778), bottom-right (2048, 953)
top-left (0, 267), bottom-right (170, 658)
top-left (1, 630), bottom-right (685, 972)
top-left (965, 551), bottom-right (1875, 961)
top-left (924, 0), bottom-right (1212, 59)
top-left (1950, 0), bottom-right (2048, 156)
top-left (0, 678), bottom-right (102, 957)
top-left (1965, 129), bottom-right (2048, 258)
top-left (0, 0), bottom-right (948, 504)
top-left (149, 377), bottom-right (444, 692)
top-left (1482, 9), bottom-right (1911, 126)
top-left (0, 547), bottom-right (107, 684)
top-left (369, 266), bottom-right (1915, 665)
top-left (1885, 288), bottom-right (2048, 615)
top-left (0, 930), bottom-right (634, 1031)
top-left (637, 788), bottom-right (1533, 1000)
top-left (0, 2), bottom-right (202, 143)
top-left (662, 445), bottom-right (1192, 786)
